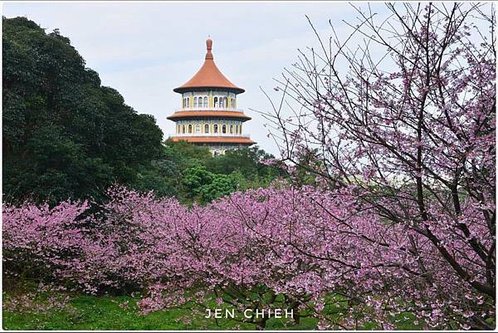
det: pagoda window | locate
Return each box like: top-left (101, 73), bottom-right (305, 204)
top-left (182, 125), bottom-right (186, 134)
top-left (214, 97), bottom-right (219, 108)
top-left (188, 124), bottom-right (193, 134)
top-left (194, 97), bottom-right (198, 108)
top-left (203, 97), bottom-right (208, 108)
top-left (230, 125), bottom-right (233, 134)
top-left (222, 124), bottom-right (227, 134)
top-left (214, 124), bottom-right (218, 133)
top-left (195, 124), bottom-right (200, 133)
top-left (186, 97), bottom-right (190, 108)
top-left (204, 124), bottom-right (209, 133)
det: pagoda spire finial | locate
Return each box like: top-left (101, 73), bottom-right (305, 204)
top-left (205, 37), bottom-right (213, 60)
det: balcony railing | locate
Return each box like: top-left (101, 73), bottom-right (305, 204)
top-left (173, 132), bottom-right (251, 137)
top-left (175, 107), bottom-right (245, 112)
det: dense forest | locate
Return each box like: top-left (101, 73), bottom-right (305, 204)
top-left (2, 16), bottom-right (283, 205)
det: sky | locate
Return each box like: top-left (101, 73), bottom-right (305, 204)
top-left (2, 1), bottom-right (384, 156)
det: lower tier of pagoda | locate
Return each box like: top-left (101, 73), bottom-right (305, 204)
top-left (169, 135), bottom-right (255, 145)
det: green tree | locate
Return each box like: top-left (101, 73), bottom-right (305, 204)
top-left (181, 165), bottom-right (237, 204)
top-left (2, 17), bottom-right (163, 204)
top-left (142, 142), bottom-right (286, 204)
top-left (198, 174), bottom-right (238, 204)
top-left (206, 147), bottom-right (283, 189)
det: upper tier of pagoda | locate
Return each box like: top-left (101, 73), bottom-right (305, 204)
top-left (173, 39), bottom-right (245, 94)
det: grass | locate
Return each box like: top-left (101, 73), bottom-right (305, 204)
top-left (2, 288), bottom-right (423, 330)
top-left (2, 291), bottom-right (320, 330)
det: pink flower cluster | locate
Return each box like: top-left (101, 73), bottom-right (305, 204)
top-left (3, 185), bottom-right (494, 329)
top-left (260, 4), bottom-right (495, 329)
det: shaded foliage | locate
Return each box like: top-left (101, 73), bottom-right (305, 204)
top-left (3, 17), bottom-right (163, 204)
top-left (132, 141), bottom-right (285, 205)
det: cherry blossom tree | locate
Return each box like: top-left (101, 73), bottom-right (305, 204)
top-left (3, 187), bottom-right (187, 295)
top-left (3, 182), bottom-right (495, 329)
top-left (261, 2), bottom-right (495, 329)
top-left (3, 199), bottom-right (89, 287)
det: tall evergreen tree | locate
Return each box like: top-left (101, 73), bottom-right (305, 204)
top-left (3, 17), bottom-right (164, 204)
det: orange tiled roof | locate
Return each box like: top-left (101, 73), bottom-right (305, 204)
top-left (169, 136), bottom-right (255, 145)
top-left (173, 39), bottom-right (244, 94)
top-left (167, 110), bottom-right (251, 121)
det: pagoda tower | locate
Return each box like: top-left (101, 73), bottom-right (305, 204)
top-left (167, 38), bottom-right (255, 155)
